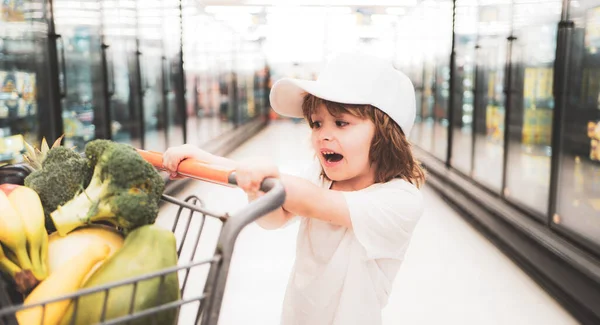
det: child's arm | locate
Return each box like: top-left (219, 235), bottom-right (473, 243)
top-left (236, 161), bottom-right (352, 228)
top-left (163, 145), bottom-right (352, 228)
top-left (280, 174), bottom-right (351, 227)
top-left (162, 145), bottom-right (296, 229)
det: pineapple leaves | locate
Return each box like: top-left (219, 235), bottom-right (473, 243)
top-left (41, 137), bottom-right (50, 155)
top-left (21, 134), bottom-right (68, 171)
top-left (51, 134), bottom-right (65, 149)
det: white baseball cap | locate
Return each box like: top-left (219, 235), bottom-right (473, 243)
top-left (269, 52), bottom-right (417, 137)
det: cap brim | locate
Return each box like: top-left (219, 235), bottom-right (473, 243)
top-left (269, 78), bottom-right (368, 118)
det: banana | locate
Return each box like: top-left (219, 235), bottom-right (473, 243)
top-left (0, 243), bottom-right (38, 294)
top-left (2, 242), bottom-right (19, 265)
top-left (0, 184), bottom-right (49, 280)
top-left (16, 243), bottom-right (110, 325)
top-left (0, 244), bottom-right (21, 278)
top-left (47, 225), bottom-right (124, 283)
top-left (0, 190), bottom-right (33, 275)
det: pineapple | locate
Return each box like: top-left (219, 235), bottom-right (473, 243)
top-left (22, 135), bottom-right (66, 171)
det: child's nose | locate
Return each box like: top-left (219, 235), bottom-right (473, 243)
top-left (319, 129), bottom-right (333, 141)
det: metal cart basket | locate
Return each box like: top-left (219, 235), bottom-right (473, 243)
top-left (0, 150), bottom-right (286, 325)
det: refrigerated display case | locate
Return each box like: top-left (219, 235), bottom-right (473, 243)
top-left (470, 2), bottom-right (512, 193)
top-left (0, 71), bottom-right (38, 145)
top-left (0, 0), bottom-right (53, 165)
top-left (0, 0), bottom-right (268, 173)
top-left (163, 0), bottom-right (185, 148)
top-left (181, 5), bottom-right (205, 146)
top-left (254, 65), bottom-right (269, 120)
top-left (53, 0), bottom-right (105, 150)
top-left (102, 0), bottom-right (142, 148)
top-left (554, 1), bottom-right (600, 249)
top-left (234, 41), bottom-right (263, 126)
top-left (219, 71), bottom-right (235, 132)
top-left (1, 0), bottom-right (25, 22)
top-left (491, 0), bottom-right (560, 217)
top-left (471, 36), bottom-right (507, 193)
top-left (392, 0), bottom-right (600, 322)
top-left (405, 56), bottom-right (425, 142)
top-left (520, 67), bottom-right (554, 146)
top-left (137, 0), bottom-right (167, 152)
top-left (399, 0), bottom-right (452, 160)
top-left (451, 1), bottom-right (480, 175)
top-left (431, 1), bottom-right (453, 163)
top-left (433, 61), bottom-right (450, 161)
top-left (182, 13), bottom-right (231, 146)
top-left (419, 61), bottom-right (436, 152)
top-left (451, 34), bottom-right (477, 175)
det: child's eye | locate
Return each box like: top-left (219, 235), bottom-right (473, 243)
top-left (335, 121), bottom-right (348, 127)
top-left (312, 121), bottom-right (322, 129)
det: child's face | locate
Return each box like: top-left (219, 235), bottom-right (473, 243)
top-left (310, 104), bottom-right (376, 189)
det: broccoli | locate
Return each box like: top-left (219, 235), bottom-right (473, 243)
top-left (50, 141), bottom-right (165, 236)
top-left (85, 139), bottom-right (112, 168)
top-left (24, 147), bottom-right (93, 232)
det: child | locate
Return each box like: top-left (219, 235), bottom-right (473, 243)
top-left (162, 52), bottom-right (426, 325)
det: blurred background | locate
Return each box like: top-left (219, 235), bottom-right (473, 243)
top-left (1, 0), bottom-right (600, 324)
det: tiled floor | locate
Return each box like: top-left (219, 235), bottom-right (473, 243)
top-left (158, 121), bottom-right (579, 325)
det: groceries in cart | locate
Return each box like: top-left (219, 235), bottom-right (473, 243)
top-left (24, 138), bottom-right (164, 236)
top-left (0, 137), bottom-right (180, 325)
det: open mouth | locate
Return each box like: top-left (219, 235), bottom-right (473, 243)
top-left (322, 151), bottom-right (344, 163)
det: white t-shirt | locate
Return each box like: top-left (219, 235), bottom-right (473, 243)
top-left (279, 160), bottom-right (424, 325)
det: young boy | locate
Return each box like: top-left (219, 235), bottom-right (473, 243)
top-left (162, 52), bottom-right (426, 325)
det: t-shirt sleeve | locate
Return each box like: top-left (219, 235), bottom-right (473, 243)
top-left (342, 180), bottom-right (424, 260)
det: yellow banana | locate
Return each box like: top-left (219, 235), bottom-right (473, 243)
top-left (0, 243), bottom-right (21, 278)
top-left (16, 243), bottom-right (110, 325)
top-left (2, 242), bottom-right (19, 265)
top-left (47, 225), bottom-right (124, 283)
top-left (1, 184), bottom-right (49, 280)
top-left (1, 243), bottom-right (38, 294)
top-left (0, 190), bottom-right (33, 273)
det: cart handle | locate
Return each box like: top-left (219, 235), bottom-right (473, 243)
top-left (136, 149), bottom-right (278, 193)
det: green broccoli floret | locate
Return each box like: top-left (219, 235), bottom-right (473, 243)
top-left (49, 141), bottom-right (165, 236)
top-left (24, 147), bottom-right (93, 232)
top-left (85, 139), bottom-right (112, 168)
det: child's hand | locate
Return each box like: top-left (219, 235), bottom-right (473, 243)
top-left (235, 157), bottom-right (280, 195)
top-left (163, 144), bottom-right (213, 180)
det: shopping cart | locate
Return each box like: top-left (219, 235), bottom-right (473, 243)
top-left (0, 149), bottom-right (286, 325)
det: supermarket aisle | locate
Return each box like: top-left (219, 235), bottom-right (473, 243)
top-left (157, 121), bottom-right (578, 325)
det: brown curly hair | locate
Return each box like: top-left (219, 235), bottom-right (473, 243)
top-left (301, 94), bottom-right (426, 188)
